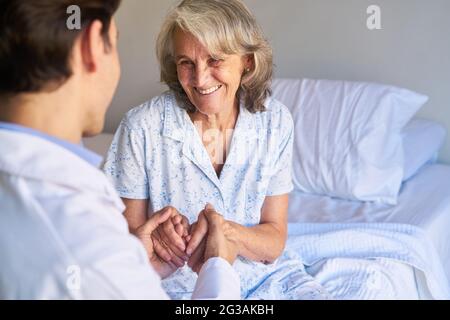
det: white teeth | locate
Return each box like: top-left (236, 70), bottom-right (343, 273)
top-left (196, 85), bottom-right (222, 95)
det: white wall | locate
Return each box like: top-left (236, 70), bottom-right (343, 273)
top-left (108, 0), bottom-right (450, 164)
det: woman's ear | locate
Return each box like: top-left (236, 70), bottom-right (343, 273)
top-left (244, 54), bottom-right (255, 71)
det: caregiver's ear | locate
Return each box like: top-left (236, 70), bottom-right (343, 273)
top-left (79, 20), bottom-right (110, 73)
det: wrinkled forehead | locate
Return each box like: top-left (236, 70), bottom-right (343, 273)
top-left (172, 23), bottom-right (241, 59)
top-left (172, 27), bottom-right (210, 58)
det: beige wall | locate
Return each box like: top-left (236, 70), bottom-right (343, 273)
top-left (108, 0), bottom-right (450, 164)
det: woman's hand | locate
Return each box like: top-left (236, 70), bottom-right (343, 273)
top-left (151, 206), bottom-right (190, 268)
top-left (189, 194), bottom-right (289, 271)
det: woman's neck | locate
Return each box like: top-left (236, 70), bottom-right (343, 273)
top-left (189, 101), bottom-right (239, 132)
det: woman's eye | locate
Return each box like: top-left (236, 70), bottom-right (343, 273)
top-left (209, 59), bottom-right (222, 67)
top-left (179, 60), bottom-right (193, 66)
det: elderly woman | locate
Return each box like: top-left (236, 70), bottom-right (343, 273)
top-left (104, 0), bottom-right (328, 299)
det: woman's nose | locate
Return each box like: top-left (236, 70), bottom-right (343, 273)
top-left (192, 64), bottom-right (210, 88)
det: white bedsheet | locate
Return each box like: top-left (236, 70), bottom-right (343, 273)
top-left (288, 164), bottom-right (450, 292)
top-left (286, 223), bottom-right (450, 299)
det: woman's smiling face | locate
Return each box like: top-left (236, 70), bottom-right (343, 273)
top-left (173, 28), bottom-right (249, 115)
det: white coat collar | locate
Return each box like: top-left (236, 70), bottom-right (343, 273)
top-left (0, 130), bottom-right (124, 211)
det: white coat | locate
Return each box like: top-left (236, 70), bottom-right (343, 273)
top-left (0, 128), bottom-right (240, 299)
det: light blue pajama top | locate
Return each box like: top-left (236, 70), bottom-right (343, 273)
top-left (104, 91), bottom-right (328, 299)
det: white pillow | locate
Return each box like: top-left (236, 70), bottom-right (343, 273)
top-left (402, 119), bottom-right (446, 181)
top-left (272, 78), bottom-right (429, 205)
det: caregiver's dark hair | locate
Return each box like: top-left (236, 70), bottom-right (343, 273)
top-left (0, 0), bottom-right (121, 97)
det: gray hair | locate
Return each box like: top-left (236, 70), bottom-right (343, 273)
top-left (156, 0), bottom-right (273, 113)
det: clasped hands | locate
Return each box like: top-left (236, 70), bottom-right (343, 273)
top-left (135, 203), bottom-right (238, 279)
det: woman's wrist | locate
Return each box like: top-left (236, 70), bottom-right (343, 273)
top-left (224, 220), bottom-right (243, 255)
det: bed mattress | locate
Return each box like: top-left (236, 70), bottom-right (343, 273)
top-left (288, 163), bottom-right (450, 286)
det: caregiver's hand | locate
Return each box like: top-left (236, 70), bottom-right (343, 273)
top-left (135, 207), bottom-right (179, 279)
top-left (186, 209), bottom-right (208, 273)
top-left (203, 206), bottom-right (238, 264)
top-left (186, 206), bottom-right (209, 257)
top-left (151, 206), bottom-right (190, 268)
top-left (188, 204), bottom-right (238, 273)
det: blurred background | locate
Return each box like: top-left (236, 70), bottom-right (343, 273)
top-left (106, 0), bottom-right (450, 164)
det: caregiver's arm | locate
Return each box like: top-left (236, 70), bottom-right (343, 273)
top-left (192, 210), bottom-right (240, 300)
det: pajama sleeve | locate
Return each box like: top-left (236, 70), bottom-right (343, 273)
top-left (103, 118), bottom-right (149, 200)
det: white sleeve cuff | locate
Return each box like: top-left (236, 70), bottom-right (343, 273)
top-left (191, 257), bottom-right (241, 300)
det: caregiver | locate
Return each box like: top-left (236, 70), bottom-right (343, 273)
top-left (103, 0), bottom-right (297, 299)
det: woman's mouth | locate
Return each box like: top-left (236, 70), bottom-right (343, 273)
top-left (195, 85), bottom-right (222, 95)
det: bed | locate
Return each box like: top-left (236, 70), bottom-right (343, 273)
top-left (287, 163), bottom-right (450, 299)
top-left (288, 163), bottom-right (450, 277)
top-left (272, 78), bottom-right (450, 300)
